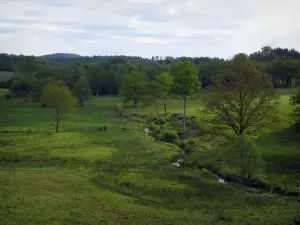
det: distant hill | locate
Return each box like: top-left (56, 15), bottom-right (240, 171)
top-left (41, 53), bottom-right (83, 60)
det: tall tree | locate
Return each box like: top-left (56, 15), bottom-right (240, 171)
top-left (73, 76), bottom-right (91, 107)
top-left (202, 54), bottom-right (280, 137)
top-left (153, 72), bottom-right (173, 117)
top-left (40, 81), bottom-right (77, 133)
top-left (120, 71), bottom-right (146, 108)
top-left (170, 61), bottom-right (200, 132)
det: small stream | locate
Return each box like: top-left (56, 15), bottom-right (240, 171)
top-left (171, 154), bottom-right (226, 184)
top-left (171, 153), bottom-right (299, 197)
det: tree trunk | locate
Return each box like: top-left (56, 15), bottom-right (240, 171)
top-left (155, 101), bottom-right (159, 120)
top-left (80, 99), bottom-right (84, 107)
top-left (56, 108), bottom-right (59, 133)
top-left (163, 96), bottom-right (167, 117)
top-left (96, 88), bottom-right (99, 96)
top-left (183, 94), bottom-right (187, 134)
top-left (134, 100), bottom-right (137, 108)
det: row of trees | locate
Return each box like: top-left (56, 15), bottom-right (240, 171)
top-left (1, 47), bottom-right (300, 100)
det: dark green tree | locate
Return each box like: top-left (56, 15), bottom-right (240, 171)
top-left (73, 76), bottom-right (91, 107)
top-left (120, 72), bottom-right (146, 108)
top-left (201, 54), bottom-right (280, 137)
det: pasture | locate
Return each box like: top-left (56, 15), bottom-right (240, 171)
top-left (0, 90), bottom-right (300, 224)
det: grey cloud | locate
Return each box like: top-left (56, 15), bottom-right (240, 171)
top-left (0, 0), bottom-right (299, 57)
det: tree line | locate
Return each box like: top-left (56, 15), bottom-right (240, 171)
top-left (1, 46), bottom-right (300, 99)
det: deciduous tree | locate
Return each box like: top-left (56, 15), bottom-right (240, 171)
top-left (170, 61), bottom-right (200, 132)
top-left (202, 54), bottom-right (280, 137)
top-left (73, 76), bottom-right (91, 107)
top-left (40, 81), bottom-right (77, 133)
top-left (120, 72), bottom-right (146, 108)
top-left (154, 72), bottom-right (173, 117)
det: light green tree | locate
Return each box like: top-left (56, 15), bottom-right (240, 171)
top-left (154, 72), bottom-right (173, 117)
top-left (40, 81), bottom-right (77, 133)
top-left (73, 76), bottom-right (91, 107)
top-left (170, 61), bottom-right (201, 132)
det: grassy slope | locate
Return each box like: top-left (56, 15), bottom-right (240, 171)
top-left (0, 91), bottom-right (300, 224)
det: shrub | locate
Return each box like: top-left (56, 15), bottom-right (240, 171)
top-left (155, 118), bottom-right (166, 125)
top-left (132, 116), bottom-right (145, 123)
top-left (5, 92), bottom-right (13, 100)
top-left (24, 97), bottom-right (30, 103)
top-left (149, 121), bottom-right (160, 133)
top-left (175, 140), bottom-right (186, 149)
top-left (182, 138), bottom-right (198, 159)
top-left (215, 210), bottom-right (236, 223)
top-left (159, 130), bottom-right (178, 143)
top-left (225, 136), bottom-right (262, 182)
top-left (115, 103), bottom-right (123, 117)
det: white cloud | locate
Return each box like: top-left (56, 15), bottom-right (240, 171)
top-left (0, 0), bottom-right (299, 58)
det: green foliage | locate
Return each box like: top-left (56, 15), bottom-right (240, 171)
top-left (225, 136), bottom-right (262, 182)
top-left (10, 76), bottom-right (31, 97)
top-left (182, 138), bottom-right (198, 160)
top-left (289, 88), bottom-right (300, 127)
top-left (114, 103), bottom-right (123, 117)
top-left (73, 76), bottom-right (91, 106)
top-left (149, 121), bottom-right (160, 133)
top-left (159, 130), bottom-right (178, 143)
top-left (170, 61), bottom-right (201, 131)
top-left (40, 81), bottom-right (77, 132)
top-left (170, 61), bottom-right (200, 97)
top-left (202, 54), bottom-right (280, 137)
top-left (4, 91), bottom-right (13, 100)
top-left (120, 71), bottom-right (147, 108)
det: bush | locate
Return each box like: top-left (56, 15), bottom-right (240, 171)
top-left (225, 136), bottom-right (262, 182)
top-left (115, 103), bottom-right (123, 117)
top-left (5, 92), bottom-right (13, 100)
top-left (155, 118), bottom-right (166, 125)
top-left (182, 138), bottom-right (198, 159)
top-left (159, 130), bottom-right (178, 143)
top-left (149, 121), bottom-right (160, 133)
top-left (24, 97), bottom-right (31, 103)
top-left (175, 140), bottom-right (186, 149)
top-left (132, 116), bottom-right (145, 123)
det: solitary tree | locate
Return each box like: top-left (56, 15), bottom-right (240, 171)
top-left (170, 61), bottom-right (200, 132)
top-left (40, 81), bottom-right (77, 133)
top-left (120, 72), bottom-right (146, 108)
top-left (202, 54), bottom-right (280, 137)
top-left (73, 76), bottom-right (91, 107)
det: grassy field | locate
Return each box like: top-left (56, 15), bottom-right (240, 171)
top-left (0, 90), bottom-right (300, 224)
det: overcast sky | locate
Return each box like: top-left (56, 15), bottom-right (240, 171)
top-left (0, 0), bottom-right (299, 58)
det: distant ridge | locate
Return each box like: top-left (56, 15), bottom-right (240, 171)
top-left (41, 53), bottom-right (83, 60)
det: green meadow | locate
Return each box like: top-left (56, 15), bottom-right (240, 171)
top-left (0, 89), bottom-right (300, 225)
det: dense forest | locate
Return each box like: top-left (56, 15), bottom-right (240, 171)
top-left (0, 46), bottom-right (299, 99)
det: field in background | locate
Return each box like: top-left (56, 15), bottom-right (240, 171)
top-left (0, 89), bottom-right (300, 224)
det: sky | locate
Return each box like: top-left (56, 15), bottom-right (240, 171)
top-left (0, 0), bottom-right (299, 58)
